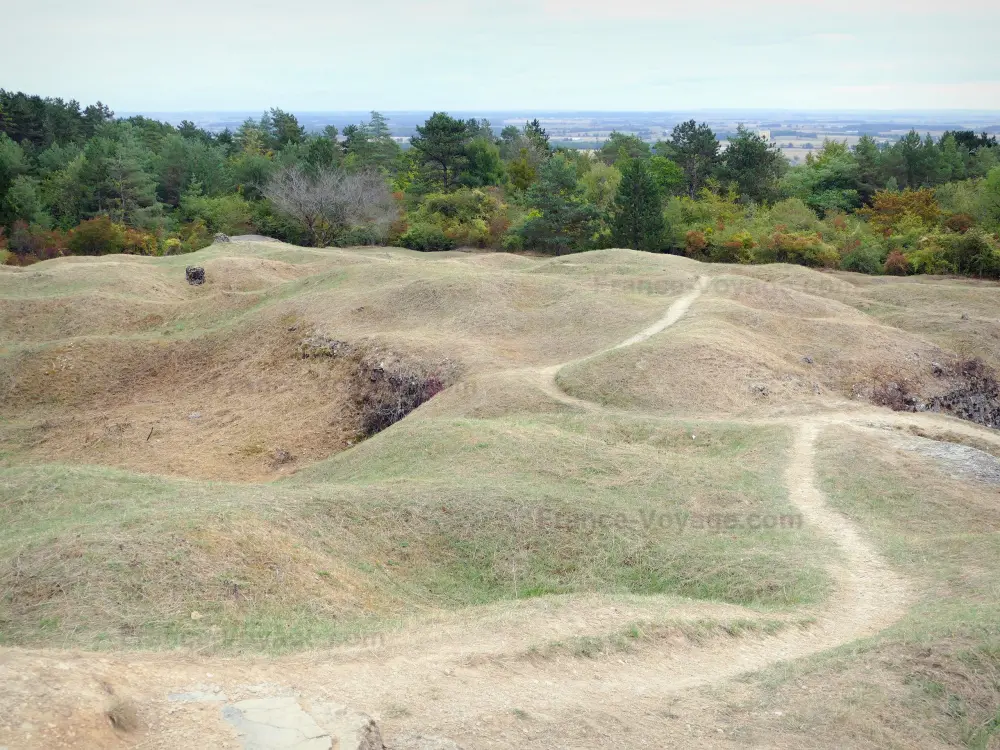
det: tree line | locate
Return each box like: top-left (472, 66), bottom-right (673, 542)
top-left (1, 88), bottom-right (999, 278)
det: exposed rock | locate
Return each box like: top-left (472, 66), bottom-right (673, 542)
top-left (221, 697), bottom-right (388, 750)
top-left (863, 358), bottom-right (1000, 429)
top-left (299, 335), bottom-right (353, 359)
top-left (222, 697), bottom-right (331, 750)
top-left (309, 702), bottom-right (384, 750)
top-left (802, 356), bottom-right (814, 365)
top-left (186, 266), bottom-right (205, 285)
top-left (270, 449), bottom-right (294, 466)
top-left (898, 434), bottom-right (1000, 485)
top-left (215, 233), bottom-right (231, 243)
top-left (298, 335), bottom-right (458, 437)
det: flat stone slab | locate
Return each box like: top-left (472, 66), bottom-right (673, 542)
top-left (222, 697), bottom-right (331, 750)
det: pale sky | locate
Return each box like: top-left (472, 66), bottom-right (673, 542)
top-left (6, 0), bottom-right (999, 111)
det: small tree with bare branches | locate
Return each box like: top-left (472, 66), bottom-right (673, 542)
top-left (264, 166), bottom-right (396, 246)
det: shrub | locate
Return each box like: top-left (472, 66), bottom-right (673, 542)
top-left (67, 216), bottom-right (126, 256)
top-left (400, 222), bottom-right (456, 251)
top-left (761, 231), bottom-right (839, 267)
top-left (944, 213), bottom-right (975, 234)
top-left (684, 230), bottom-right (708, 258)
top-left (859, 188), bottom-right (940, 236)
top-left (177, 219), bottom-right (213, 253)
top-left (163, 237), bottom-right (183, 255)
top-left (711, 230), bottom-right (756, 263)
top-left (769, 198), bottom-right (822, 232)
top-left (179, 191), bottom-right (253, 235)
top-left (841, 245), bottom-right (885, 275)
top-left (500, 231), bottom-right (524, 252)
top-left (122, 227), bottom-right (159, 256)
top-left (936, 179), bottom-right (980, 216)
top-left (883, 249), bottom-right (910, 275)
top-left (907, 240), bottom-right (953, 275)
top-left (3, 221), bottom-right (69, 265)
top-left (404, 188), bottom-right (509, 249)
top-left (942, 229), bottom-right (1000, 278)
top-left (335, 224), bottom-right (386, 247)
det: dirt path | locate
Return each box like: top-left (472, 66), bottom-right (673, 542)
top-left (536, 274), bottom-right (709, 411)
top-left (0, 275), bottom-right (926, 749)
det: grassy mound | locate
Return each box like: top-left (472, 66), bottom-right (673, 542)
top-left (0, 415), bottom-right (831, 651)
top-left (2, 242), bottom-right (998, 659)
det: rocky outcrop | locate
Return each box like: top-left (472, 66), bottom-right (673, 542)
top-left (927, 358), bottom-right (1000, 428)
top-left (186, 266), bottom-right (205, 285)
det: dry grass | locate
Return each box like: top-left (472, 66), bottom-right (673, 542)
top-left (0, 413), bottom-right (833, 651)
top-left (557, 272), bottom-right (955, 418)
top-left (692, 424), bottom-right (1000, 749)
top-left (1, 246), bottom-right (998, 675)
top-left (0, 244), bottom-right (692, 479)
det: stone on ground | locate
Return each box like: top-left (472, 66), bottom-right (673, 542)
top-left (222, 697), bottom-right (331, 749)
top-left (221, 696), bottom-right (389, 750)
top-left (186, 266), bottom-right (205, 285)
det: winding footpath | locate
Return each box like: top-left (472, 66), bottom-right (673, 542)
top-left (534, 275), bottom-right (913, 678)
top-left (2, 273), bottom-right (970, 750)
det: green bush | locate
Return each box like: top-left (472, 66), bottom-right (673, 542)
top-left (334, 225), bottom-right (386, 247)
top-left (403, 188), bottom-right (508, 248)
top-left (907, 240), bottom-right (953, 275)
top-left (769, 198), bottom-right (822, 232)
top-left (67, 216), bottom-right (126, 255)
top-left (943, 229), bottom-right (1000, 277)
top-left (841, 245), bottom-right (885, 274)
top-left (179, 191), bottom-right (253, 235)
top-left (759, 231), bottom-right (839, 267)
top-left (400, 222), bottom-right (456, 251)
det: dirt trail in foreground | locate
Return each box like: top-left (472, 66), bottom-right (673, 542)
top-left (0, 275), bottom-right (931, 749)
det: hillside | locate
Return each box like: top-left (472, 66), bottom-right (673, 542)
top-left (1, 240), bottom-right (999, 749)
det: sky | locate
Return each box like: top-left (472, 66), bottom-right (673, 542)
top-left (6, 0), bottom-right (1000, 112)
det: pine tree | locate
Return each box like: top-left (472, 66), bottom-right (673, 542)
top-left (669, 120), bottom-right (720, 198)
top-left (611, 159), bottom-right (664, 251)
top-left (517, 154), bottom-right (598, 254)
top-left (409, 112), bottom-right (470, 190)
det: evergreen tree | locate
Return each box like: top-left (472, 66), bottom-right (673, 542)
top-left (81, 102), bottom-right (114, 139)
top-left (668, 120), bottom-right (720, 198)
top-left (721, 125), bottom-right (785, 204)
top-left (268, 108), bottom-right (305, 147)
top-left (610, 159), bottom-right (664, 251)
top-left (852, 135), bottom-right (883, 203)
top-left (598, 131), bottom-right (651, 165)
top-left (409, 112), bottom-right (470, 190)
top-left (344, 112), bottom-right (401, 173)
top-left (524, 119), bottom-right (550, 153)
top-left (460, 138), bottom-right (504, 187)
top-left (516, 154), bottom-right (598, 254)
